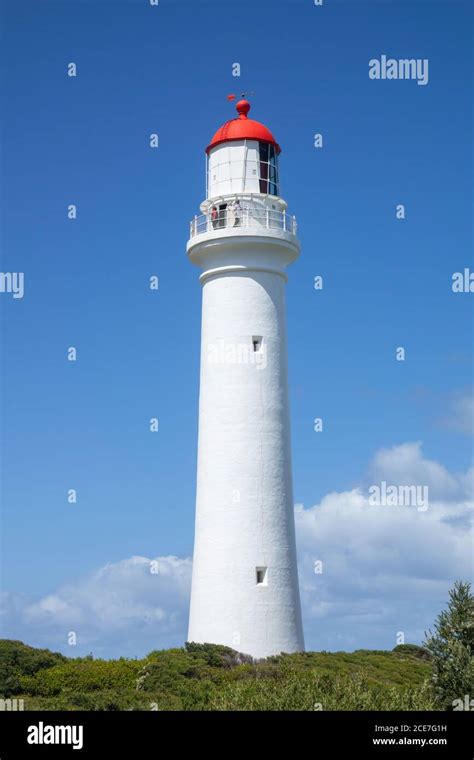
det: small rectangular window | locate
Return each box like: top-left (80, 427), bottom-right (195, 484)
top-left (218, 204), bottom-right (227, 228)
top-left (252, 336), bottom-right (262, 352)
top-left (256, 567), bottom-right (267, 585)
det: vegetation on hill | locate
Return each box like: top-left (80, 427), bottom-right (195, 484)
top-left (0, 641), bottom-right (434, 711)
top-left (0, 582), bottom-right (471, 711)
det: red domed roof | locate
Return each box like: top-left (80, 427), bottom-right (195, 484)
top-left (206, 99), bottom-right (281, 154)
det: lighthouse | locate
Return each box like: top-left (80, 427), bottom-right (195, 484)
top-left (186, 98), bottom-right (305, 658)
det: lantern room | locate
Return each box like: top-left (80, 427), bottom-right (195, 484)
top-left (205, 99), bottom-right (281, 199)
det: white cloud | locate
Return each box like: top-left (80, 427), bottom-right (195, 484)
top-left (366, 441), bottom-right (465, 500)
top-left (296, 442), bottom-right (473, 651)
top-left (1, 556), bottom-right (192, 658)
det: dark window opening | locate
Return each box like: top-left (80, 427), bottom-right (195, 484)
top-left (259, 143), bottom-right (279, 196)
top-left (217, 203), bottom-right (227, 228)
top-left (252, 336), bottom-right (262, 352)
top-left (256, 567), bottom-right (267, 585)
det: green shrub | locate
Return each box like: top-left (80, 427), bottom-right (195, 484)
top-left (393, 644), bottom-right (432, 661)
top-left (184, 642), bottom-right (253, 667)
top-left (23, 690), bottom-right (183, 711)
top-left (207, 669), bottom-right (436, 711)
top-left (0, 640), bottom-right (66, 697)
top-left (19, 658), bottom-right (142, 697)
top-left (424, 581), bottom-right (474, 710)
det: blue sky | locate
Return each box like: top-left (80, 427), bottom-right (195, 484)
top-left (1, 0), bottom-right (472, 658)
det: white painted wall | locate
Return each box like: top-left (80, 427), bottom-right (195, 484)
top-left (208, 140), bottom-right (261, 197)
top-left (187, 231), bottom-right (305, 658)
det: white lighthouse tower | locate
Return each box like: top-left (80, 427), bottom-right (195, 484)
top-left (187, 98), bottom-right (304, 659)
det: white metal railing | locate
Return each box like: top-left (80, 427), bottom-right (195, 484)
top-left (189, 207), bottom-right (297, 238)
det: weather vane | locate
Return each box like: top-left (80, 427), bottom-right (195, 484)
top-left (227, 91), bottom-right (255, 101)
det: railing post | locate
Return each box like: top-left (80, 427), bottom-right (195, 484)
top-left (266, 208), bottom-right (269, 228)
top-left (283, 212), bottom-right (286, 232)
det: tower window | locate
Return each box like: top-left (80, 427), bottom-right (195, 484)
top-left (218, 203), bottom-right (227, 228)
top-left (252, 336), bottom-right (262, 352)
top-left (258, 142), bottom-right (279, 195)
top-left (256, 567), bottom-right (268, 585)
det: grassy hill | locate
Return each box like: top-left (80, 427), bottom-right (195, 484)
top-left (0, 639), bottom-right (437, 711)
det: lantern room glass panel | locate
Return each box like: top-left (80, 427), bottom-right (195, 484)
top-left (258, 142), bottom-right (279, 196)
